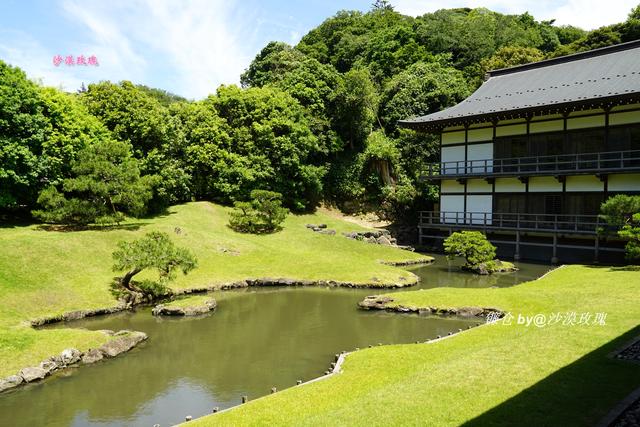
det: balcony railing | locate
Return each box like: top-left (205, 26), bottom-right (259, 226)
top-left (418, 211), bottom-right (617, 235)
top-left (423, 149), bottom-right (640, 179)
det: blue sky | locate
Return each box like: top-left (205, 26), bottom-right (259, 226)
top-left (0, 0), bottom-right (637, 99)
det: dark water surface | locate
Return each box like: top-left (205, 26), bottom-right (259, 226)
top-left (0, 255), bottom-right (551, 426)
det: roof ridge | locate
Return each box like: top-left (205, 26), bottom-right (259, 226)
top-left (488, 39), bottom-right (640, 78)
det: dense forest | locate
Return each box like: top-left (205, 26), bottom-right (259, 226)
top-left (2, 3), bottom-right (640, 224)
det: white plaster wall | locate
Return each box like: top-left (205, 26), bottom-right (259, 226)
top-left (529, 176), bottom-right (563, 192)
top-left (440, 195), bottom-right (465, 224)
top-left (529, 119), bottom-right (563, 134)
top-left (441, 146), bottom-right (466, 175)
top-left (467, 143), bottom-right (493, 173)
top-left (442, 130), bottom-right (465, 145)
top-left (494, 178), bottom-right (526, 192)
top-left (496, 123), bottom-right (527, 137)
top-left (467, 179), bottom-right (492, 192)
top-left (466, 195), bottom-right (493, 224)
top-left (467, 127), bottom-right (493, 143)
top-left (565, 175), bottom-right (604, 192)
top-left (566, 114), bottom-right (605, 130)
top-left (608, 174), bottom-right (640, 191)
top-left (441, 179), bottom-right (465, 193)
top-left (609, 110), bottom-right (640, 126)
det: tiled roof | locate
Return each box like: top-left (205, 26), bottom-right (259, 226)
top-left (399, 40), bottom-right (640, 131)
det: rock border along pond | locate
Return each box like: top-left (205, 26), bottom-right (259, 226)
top-left (0, 330), bottom-right (147, 393)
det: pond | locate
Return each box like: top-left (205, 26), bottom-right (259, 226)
top-left (0, 255), bottom-right (551, 427)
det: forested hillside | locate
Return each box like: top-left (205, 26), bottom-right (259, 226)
top-left (2, 3), bottom-right (640, 223)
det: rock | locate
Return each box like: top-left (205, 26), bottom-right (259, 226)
top-left (365, 236), bottom-right (377, 244)
top-left (0, 375), bottom-right (23, 392)
top-left (62, 310), bottom-right (86, 321)
top-left (358, 295), bottom-right (395, 310)
top-left (81, 348), bottom-right (104, 364)
top-left (39, 359), bottom-right (59, 375)
top-left (20, 366), bottom-right (47, 383)
top-left (152, 299), bottom-right (217, 316)
top-left (305, 224), bottom-right (316, 229)
top-left (319, 229), bottom-right (336, 235)
top-left (99, 331), bottom-right (147, 358)
top-left (60, 348), bottom-right (81, 365)
top-left (317, 224), bottom-right (327, 229)
top-left (456, 307), bottom-right (485, 317)
top-left (376, 235), bottom-right (392, 245)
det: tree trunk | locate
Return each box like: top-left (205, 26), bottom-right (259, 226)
top-left (120, 268), bottom-right (142, 292)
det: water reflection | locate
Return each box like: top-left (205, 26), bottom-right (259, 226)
top-left (0, 255), bottom-right (549, 427)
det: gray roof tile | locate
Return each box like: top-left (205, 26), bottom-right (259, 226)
top-left (399, 40), bottom-right (640, 130)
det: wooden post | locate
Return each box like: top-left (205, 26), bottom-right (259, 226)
top-left (594, 236), bottom-right (600, 263)
top-left (551, 234), bottom-right (559, 264)
top-left (242, 396), bottom-right (248, 404)
top-left (514, 231), bottom-right (521, 261)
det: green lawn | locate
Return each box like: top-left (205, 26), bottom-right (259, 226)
top-left (0, 202), bottom-right (427, 378)
top-left (190, 264), bottom-right (640, 426)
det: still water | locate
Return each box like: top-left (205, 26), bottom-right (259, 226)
top-left (0, 255), bottom-right (551, 426)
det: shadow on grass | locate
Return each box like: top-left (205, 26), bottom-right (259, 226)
top-left (463, 325), bottom-right (640, 427)
top-left (37, 223), bottom-right (146, 232)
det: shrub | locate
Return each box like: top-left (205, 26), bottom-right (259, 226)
top-left (600, 195), bottom-right (640, 260)
top-left (228, 190), bottom-right (289, 234)
top-left (444, 231), bottom-right (496, 267)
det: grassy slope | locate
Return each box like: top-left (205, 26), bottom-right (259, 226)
top-left (191, 265), bottom-right (640, 426)
top-left (0, 202), bottom-right (426, 378)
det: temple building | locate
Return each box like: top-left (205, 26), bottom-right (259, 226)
top-left (399, 40), bottom-right (640, 263)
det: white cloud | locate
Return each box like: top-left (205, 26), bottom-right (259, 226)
top-left (0, 29), bottom-right (85, 91)
top-left (59, 0), bottom-right (259, 99)
top-left (393, 0), bottom-right (637, 29)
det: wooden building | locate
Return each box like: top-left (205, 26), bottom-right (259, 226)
top-left (399, 40), bottom-right (640, 263)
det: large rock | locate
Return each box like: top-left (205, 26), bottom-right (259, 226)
top-left (98, 331), bottom-right (147, 357)
top-left (20, 366), bottom-right (47, 383)
top-left (39, 359), bottom-right (59, 375)
top-left (81, 348), bottom-right (104, 364)
top-left (152, 299), bottom-right (217, 316)
top-left (319, 229), bottom-right (336, 235)
top-left (358, 295), bottom-right (395, 310)
top-left (376, 235), bottom-right (392, 245)
top-left (0, 375), bottom-right (23, 392)
top-left (60, 348), bottom-right (81, 365)
top-left (99, 331), bottom-right (147, 358)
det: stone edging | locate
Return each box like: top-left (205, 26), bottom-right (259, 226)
top-left (14, 258), bottom-right (425, 400)
top-left (0, 330), bottom-right (147, 394)
top-left (381, 258), bottom-right (434, 267)
top-left (596, 385), bottom-right (640, 427)
top-left (189, 318), bottom-right (490, 422)
top-left (358, 295), bottom-right (504, 319)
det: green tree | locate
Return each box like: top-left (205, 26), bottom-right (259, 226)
top-left (228, 190), bottom-right (289, 233)
top-left (33, 139), bottom-right (153, 226)
top-left (211, 85), bottom-right (325, 210)
top-left (381, 61), bottom-right (470, 135)
top-left (81, 81), bottom-right (172, 156)
top-left (241, 42), bottom-right (343, 154)
top-left (112, 231), bottom-right (197, 299)
top-left (444, 231), bottom-right (497, 267)
top-left (480, 46), bottom-right (545, 73)
top-left (0, 61), bottom-right (49, 210)
top-left (600, 195), bottom-right (640, 260)
top-left (334, 68), bottom-right (378, 148)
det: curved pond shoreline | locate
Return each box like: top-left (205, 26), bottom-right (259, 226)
top-left (0, 256), bottom-right (550, 426)
top-left (5, 257), bottom-right (431, 395)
